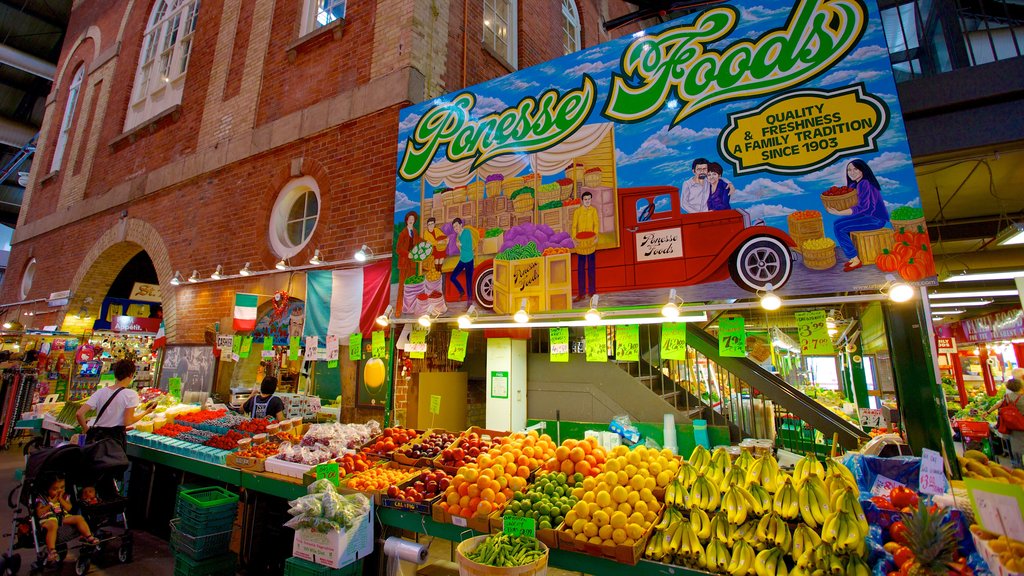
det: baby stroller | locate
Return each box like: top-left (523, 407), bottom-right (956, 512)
top-left (1, 440), bottom-right (134, 575)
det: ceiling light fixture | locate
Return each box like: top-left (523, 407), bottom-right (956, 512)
top-left (584, 295), bottom-right (602, 324)
top-left (211, 265), bottom-right (224, 280)
top-left (275, 259), bottom-right (289, 271)
top-left (929, 300), bottom-right (993, 308)
top-left (995, 222), bottom-right (1024, 246)
top-left (169, 271), bottom-right (184, 286)
top-left (759, 284), bottom-right (782, 311)
top-left (2, 322), bottom-right (10, 330)
top-left (188, 270), bottom-right (200, 283)
top-left (929, 289), bottom-right (1018, 299)
top-left (942, 270), bottom-right (1024, 282)
top-left (375, 305), bottom-right (393, 327)
top-left (513, 299), bottom-right (530, 324)
top-left (888, 282), bottom-right (915, 303)
top-left (354, 245), bottom-right (373, 262)
top-left (309, 250), bottom-right (323, 265)
top-left (661, 289), bottom-right (681, 318)
top-left (417, 313), bottom-right (433, 328)
top-left (239, 262), bottom-right (252, 276)
top-left (458, 305), bottom-right (478, 329)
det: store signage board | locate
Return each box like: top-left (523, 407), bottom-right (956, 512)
top-left (99, 373), bottom-right (116, 387)
top-left (129, 282), bottom-right (161, 303)
top-left (870, 474), bottom-right (906, 497)
top-left (918, 448), bottom-right (948, 495)
top-left (858, 408), bottom-right (884, 428)
top-left (795, 310), bottom-right (835, 355)
top-left (965, 478), bottom-right (1024, 541)
top-left (718, 317), bottom-right (747, 357)
top-left (326, 334), bottom-right (339, 361)
top-left (585, 325), bottom-right (607, 362)
top-left (550, 327), bottom-right (569, 362)
top-left (304, 337), bottom-right (318, 360)
top-left (448, 329), bottom-right (468, 362)
top-left (232, 336), bottom-right (242, 356)
top-left (216, 335), bottom-right (233, 352)
top-left (316, 462), bottom-right (340, 487)
top-left (349, 333), bottom-right (362, 361)
top-left (112, 316), bottom-right (161, 334)
top-left (502, 515), bottom-right (536, 538)
top-left (430, 394), bottom-right (441, 415)
top-left (615, 324), bottom-right (639, 361)
top-left (372, 331), bottom-right (385, 358)
top-left (408, 329), bottom-right (427, 359)
top-left (392, 0), bottom-right (929, 320)
top-left (662, 323), bottom-right (687, 361)
top-left (936, 337), bottom-right (956, 354)
top-left (491, 371), bottom-right (509, 399)
top-left (327, 359), bottom-right (338, 368)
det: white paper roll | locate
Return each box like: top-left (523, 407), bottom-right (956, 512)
top-left (663, 413), bottom-right (677, 455)
top-left (383, 537), bottom-right (429, 564)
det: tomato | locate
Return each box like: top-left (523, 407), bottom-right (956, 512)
top-left (890, 521), bottom-right (909, 545)
top-left (871, 496), bottom-right (896, 510)
top-left (893, 546), bottom-right (915, 568)
top-left (900, 561), bottom-right (916, 576)
top-left (890, 486), bottom-right (919, 509)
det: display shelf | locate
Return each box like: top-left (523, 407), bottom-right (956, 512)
top-left (375, 507), bottom-right (707, 576)
top-left (127, 443), bottom-right (241, 485)
top-left (239, 470), bottom-right (307, 500)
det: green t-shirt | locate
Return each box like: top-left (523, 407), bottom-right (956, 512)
top-left (459, 228), bottom-right (474, 262)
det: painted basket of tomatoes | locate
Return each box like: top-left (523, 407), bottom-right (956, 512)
top-left (820, 186), bottom-right (858, 212)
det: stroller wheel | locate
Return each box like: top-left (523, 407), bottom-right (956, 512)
top-left (117, 543), bottom-right (132, 564)
top-left (73, 557), bottom-right (89, 576)
top-left (4, 552), bottom-right (22, 575)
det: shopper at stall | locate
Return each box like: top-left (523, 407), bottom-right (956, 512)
top-left (243, 376), bottom-right (286, 421)
top-left (76, 359), bottom-right (155, 449)
top-left (997, 369), bottom-right (1024, 464)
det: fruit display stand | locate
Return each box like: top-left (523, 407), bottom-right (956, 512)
top-left (393, 428), bottom-right (458, 467)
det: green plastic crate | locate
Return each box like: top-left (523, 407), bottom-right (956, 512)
top-left (170, 519), bottom-right (233, 561)
top-left (174, 502), bottom-right (236, 535)
top-left (178, 486), bottom-right (239, 510)
top-left (283, 557), bottom-right (363, 576)
top-left (175, 487), bottom-right (239, 534)
top-left (173, 552), bottom-right (237, 576)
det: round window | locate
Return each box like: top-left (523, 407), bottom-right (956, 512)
top-left (20, 258), bottom-right (36, 299)
top-left (269, 176), bottom-right (321, 259)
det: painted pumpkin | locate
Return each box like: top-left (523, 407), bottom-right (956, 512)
top-left (913, 225), bottom-right (929, 246)
top-left (915, 244), bottom-right (935, 275)
top-left (876, 249), bottom-right (899, 273)
top-left (894, 226), bottom-right (915, 244)
top-left (364, 357), bottom-right (386, 390)
top-left (899, 258), bottom-right (927, 281)
top-left (893, 241), bottom-right (915, 260)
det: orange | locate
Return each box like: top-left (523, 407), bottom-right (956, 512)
top-left (494, 491), bottom-right (506, 506)
top-left (468, 484), bottom-right (481, 498)
top-left (555, 446), bottom-right (570, 461)
top-left (505, 462), bottom-right (518, 476)
top-left (458, 483), bottom-right (470, 497)
top-left (560, 460), bottom-right (575, 476)
top-left (575, 460), bottom-right (591, 476)
top-left (517, 455), bottom-right (529, 467)
top-left (446, 492), bottom-right (459, 506)
top-left (468, 497), bottom-right (481, 510)
top-left (517, 465), bottom-right (531, 478)
top-left (569, 447), bottom-right (586, 463)
top-left (459, 495), bottom-right (470, 508)
top-left (480, 488), bottom-right (496, 501)
top-left (580, 441), bottom-right (593, 456)
top-left (495, 476), bottom-right (508, 490)
top-left (585, 455), bottom-right (597, 467)
top-left (448, 504), bottom-right (461, 516)
top-left (477, 501), bottom-right (493, 516)
top-left (523, 446), bottom-right (535, 459)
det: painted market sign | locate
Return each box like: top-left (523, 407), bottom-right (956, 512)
top-left (393, 0), bottom-right (933, 318)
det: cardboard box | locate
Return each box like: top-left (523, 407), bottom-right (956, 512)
top-left (971, 529), bottom-right (1024, 576)
top-left (292, 503), bottom-right (374, 569)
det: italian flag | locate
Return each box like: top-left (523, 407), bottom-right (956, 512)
top-left (152, 322), bottom-right (166, 350)
top-left (303, 261), bottom-right (391, 339)
top-left (233, 293), bottom-right (259, 331)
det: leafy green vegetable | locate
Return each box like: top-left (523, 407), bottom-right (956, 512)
top-left (538, 200), bottom-right (562, 210)
top-left (509, 187), bottom-right (535, 201)
top-left (495, 242), bottom-right (541, 261)
top-left (485, 228), bottom-right (504, 238)
top-left (891, 206), bottom-right (924, 220)
top-left (404, 275), bottom-right (425, 285)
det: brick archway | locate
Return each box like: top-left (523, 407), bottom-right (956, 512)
top-left (63, 218), bottom-right (177, 340)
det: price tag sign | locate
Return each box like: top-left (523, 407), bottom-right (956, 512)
top-left (408, 329), bottom-right (427, 359)
top-left (661, 323), bottom-right (687, 360)
top-left (263, 337), bottom-right (273, 351)
top-left (585, 325), bottom-right (607, 362)
top-left (349, 333), bottom-right (362, 361)
top-left (239, 337), bottom-right (253, 359)
top-left (232, 335), bottom-right (242, 357)
top-left (550, 327), bottom-right (569, 362)
top-left (304, 336), bottom-right (319, 360)
top-left (326, 334), bottom-right (339, 361)
top-left (168, 377), bottom-right (183, 398)
top-left (965, 478), bottom-right (1024, 541)
top-left (217, 335), bottom-right (234, 353)
top-left (858, 408), bottom-right (884, 429)
top-left (615, 324), bottom-right (639, 361)
top-left (316, 462), bottom-right (340, 487)
top-left (795, 310), bottom-right (835, 355)
top-left (289, 337), bottom-right (300, 361)
top-left (870, 474), bottom-right (907, 497)
top-left (260, 349), bottom-right (275, 358)
top-left (491, 371), bottom-right (509, 399)
top-left (327, 359), bottom-right (338, 368)
top-left (430, 394), bottom-right (441, 415)
top-left (99, 373), bottom-right (116, 387)
top-left (718, 317), bottom-right (747, 357)
top-left (502, 515), bottom-right (536, 538)
top-left (448, 329), bottom-right (468, 362)
top-left (919, 448), bottom-right (948, 495)
top-left (372, 331), bottom-right (386, 358)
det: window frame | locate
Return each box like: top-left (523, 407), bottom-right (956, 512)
top-left (561, 0), bottom-right (581, 55)
top-left (50, 65), bottom-right (85, 173)
top-left (269, 176), bottom-right (322, 259)
top-left (300, 0), bottom-right (347, 37)
top-left (20, 258), bottom-right (36, 300)
top-left (482, 0), bottom-right (517, 69)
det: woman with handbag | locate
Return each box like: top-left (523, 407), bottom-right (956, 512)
top-left (76, 359), bottom-right (156, 449)
top-left (997, 370), bottom-right (1024, 466)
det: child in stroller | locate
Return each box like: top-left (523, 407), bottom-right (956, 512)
top-left (33, 472), bottom-right (100, 563)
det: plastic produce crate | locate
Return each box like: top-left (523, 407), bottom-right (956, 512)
top-left (173, 551), bottom-right (237, 576)
top-left (174, 486), bottom-right (239, 535)
top-left (284, 557), bottom-right (363, 576)
top-left (170, 519), bottom-right (233, 560)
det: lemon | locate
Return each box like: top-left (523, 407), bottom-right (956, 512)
top-left (612, 485), bottom-right (628, 503)
top-left (603, 471), bottom-right (617, 486)
top-left (593, 510), bottom-right (610, 527)
top-left (661, 448), bottom-right (674, 460)
top-left (635, 445), bottom-right (648, 457)
top-left (587, 502), bottom-right (600, 517)
top-left (612, 528), bottom-right (627, 544)
top-left (571, 487), bottom-right (585, 499)
top-left (634, 500), bottom-right (649, 515)
top-left (604, 459), bottom-right (620, 473)
top-left (573, 501), bottom-right (589, 518)
top-left (595, 482), bottom-right (609, 494)
top-left (602, 538), bottom-right (615, 546)
top-left (610, 511), bottom-right (627, 529)
top-left (596, 491), bottom-right (612, 508)
top-left (614, 445), bottom-right (630, 457)
top-left (640, 488), bottom-right (654, 503)
top-left (629, 475), bottom-right (645, 492)
top-left (626, 491), bottom-right (640, 506)
top-left (583, 477), bottom-right (597, 491)
top-left (656, 470), bottom-right (672, 487)
top-left (644, 477), bottom-right (657, 491)
top-left (644, 510), bottom-right (657, 523)
top-left (624, 464), bottom-right (639, 477)
top-left (582, 491), bottom-right (595, 504)
top-left (628, 512), bottom-right (645, 526)
top-left (575, 533), bottom-right (588, 543)
top-left (617, 502), bottom-right (632, 515)
top-left (589, 536), bottom-right (603, 546)
top-left (583, 522), bottom-right (598, 538)
top-left (572, 518), bottom-right (586, 534)
top-left (598, 525), bottom-right (613, 539)
top-left (626, 523), bottom-right (644, 540)
top-left (623, 537), bottom-right (635, 546)
top-left (667, 460), bottom-right (680, 475)
top-left (565, 511), bottom-right (578, 526)
top-left (617, 470), bottom-right (629, 486)
top-left (627, 452), bottom-right (642, 466)
top-left (649, 461), bottom-right (663, 476)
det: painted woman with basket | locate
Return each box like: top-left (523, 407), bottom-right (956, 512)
top-left (827, 159), bottom-right (889, 272)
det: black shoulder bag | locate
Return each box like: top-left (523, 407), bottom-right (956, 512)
top-left (85, 387), bottom-right (128, 448)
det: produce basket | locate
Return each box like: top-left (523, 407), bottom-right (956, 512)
top-left (170, 518), bottom-right (233, 561)
top-left (786, 210), bottom-right (825, 250)
top-left (343, 463), bottom-right (420, 505)
top-left (573, 232), bottom-right (597, 256)
top-left (393, 428), bottom-right (457, 467)
top-left (380, 475), bottom-right (444, 515)
top-left (565, 162), bottom-right (585, 182)
top-left (583, 167), bottom-right (602, 187)
top-left (484, 176), bottom-right (503, 198)
top-left (537, 183), bottom-right (562, 206)
top-left (502, 176), bottom-right (525, 196)
top-left (511, 188), bottom-right (535, 213)
top-left (556, 179), bottom-right (574, 201)
top-left (892, 217), bottom-right (927, 236)
top-left (820, 186), bottom-right (858, 212)
top-left (456, 534), bottom-right (550, 576)
top-left (801, 238), bottom-right (837, 270)
top-left (556, 505), bottom-right (656, 565)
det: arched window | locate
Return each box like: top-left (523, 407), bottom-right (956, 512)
top-left (50, 65), bottom-right (84, 172)
top-left (562, 0), bottom-right (581, 55)
top-left (269, 176), bottom-right (321, 259)
top-left (125, 0), bottom-right (200, 131)
top-left (483, 0), bottom-right (517, 68)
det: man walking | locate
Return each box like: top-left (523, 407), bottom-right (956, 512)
top-left (571, 191), bottom-right (599, 302)
top-left (450, 218), bottom-right (474, 303)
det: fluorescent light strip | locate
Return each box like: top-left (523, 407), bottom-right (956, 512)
top-left (468, 313), bottom-right (708, 329)
top-left (932, 309), bottom-right (965, 315)
top-left (929, 300), bottom-right (993, 308)
top-left (942, 270), bottom-right (1024, 282)
top-left (929, 290), bottom-right (1018, 299)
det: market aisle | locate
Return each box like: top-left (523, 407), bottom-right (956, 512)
top-left (0, 444), bottom-right (175, 576)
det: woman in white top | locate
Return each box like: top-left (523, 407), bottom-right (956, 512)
top-left (76, 359), bottom-right (156, 448)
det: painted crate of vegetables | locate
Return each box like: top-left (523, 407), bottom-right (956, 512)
top-left (492, 224), bottom-right (575, 315)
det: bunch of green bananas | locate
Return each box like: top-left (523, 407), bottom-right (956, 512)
top-left (773, 477), bottom-right (801, 520)
top-left (797, 475), bottom-right (831, 528)
top-left (665, 478), bottom-right (690, 508)
top-left (754, 546), bottom-right (789, 576)
top-left (755, 513), bottom-right (792, 552)
top-left (790, 523), bottom-right (822, 562)
top-left (723, 485), bottom-right (759, 524)
top-left (793, 453), bottom-right (825, 483)
top-left (746, 454), bottom-right (783, 493)
top-left (691, 472), bottom-right (722, 512)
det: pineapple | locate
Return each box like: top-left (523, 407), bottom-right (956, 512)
top-left (901, 505), bottom-right (957, 576)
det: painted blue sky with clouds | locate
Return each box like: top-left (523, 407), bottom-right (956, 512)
top-left (395, 0), bottom-right (920, 235)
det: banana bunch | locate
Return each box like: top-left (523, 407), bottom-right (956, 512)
top-left (690, 445), bottom-right (712, 469)
top-left (735, 449), bottom-right (755, 472)
top-left (691, 472), bottom-right (722, 512)
top-left (721, 466), bottom-right (749, 492)
top-left (844, 555), bottom-right (870, 576)
top-left (673, 519), bottom-right (705, 565)
top-left (746, 454), bottom-right (783, 493)
top-left (677, 461), bottom-right (699, 488)
top-left (790, 523), bottom-right (822, 562)
top-left (773, 478), bottom-right (801, 521)
top-left (729, 540), bottom-right (757, 576)
top-left (825, 457), bottom-right (857, 485)
top-left (748, 483), bottom-right (773, 517)
top-left (793, 453), bottom-right (825, 483)
top-left (656, 506), bottom-right (686, 530)
top-left (665, 478), bottom-right (691, 508)
top-left (707, 538), bottom-right (733, 574)
top-left (710, 446), bottom-right (732, 470)
top-left (735, 519), bottom-right (765, 550)
top-left (755, 547), bottom-right (789, 576)
top-left (711, 510), bottom-right (736, 546)
top-left (830, 487), bottom-right (869, 536)
top-left (705, 462), bottom-right (727, 486)
top-left (824, 473), bottom-right (857, 498)
top-left (643, 528), bottom-right (666, 560)
top-left (807, 542), bottom-right (844, 576)
top-left (821, 510), bottom-right (866, 556)
top-left (690, 506), bottom-right (712, 541)
top-left (797, 475), bottom-right (830, 528)
top-left (756, 513), bottom-right (792, 552)
top-left (724, 485), bottom-right (758, 524)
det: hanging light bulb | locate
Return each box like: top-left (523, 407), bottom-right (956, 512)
top-left (309, 250), bottom-right (323, 265)
top-left (2, 322), bottom-right (10, 329)
top-left (169, 271), bottom-right (184, 285)
top-left (661, 288), bottom-right (681, 318)
top-left (275, 259), bottom-right (289, 271)
top-left (513, 299), bottom-right (530, 323)
top-left (188, 270), bottom-right (201, 283)
top-left (375, 304), bottom-right (393, 327)
top-left (458, 305), bottom-right (478, 329)
top-left (354, 245), bottom-right (373, 262)
top-left (239, 262), bottom-right (252, 276)
top-left (760, 284), bottom-right (782, 311)
top-left (211, 265), bottom-right (224, 280)
top-left (888, 282), bottom-right (915, 303)
top-left (585, 295), bottom-right (601, 324)
top-left (418, 313), bottom-right (433, 328)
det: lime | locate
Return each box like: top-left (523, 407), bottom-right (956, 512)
top-left (554, 515), bottom-right (564, 526)
top-left (540, 520), bottom-right (552, 530)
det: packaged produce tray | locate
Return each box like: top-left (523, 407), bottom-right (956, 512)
top-left (225, 452), bottom-right (266, 473)
top-left (555, 503), bottom-right (659, 565)
top-left (393, 428), bottom-right (458, 468)
top-left (488, 511), bottom-right (561, 550)
top-left (265, 456), bottom-right (317, 479)
top-left (971, 526), bottom-right (1023, 576)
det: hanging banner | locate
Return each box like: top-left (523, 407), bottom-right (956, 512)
top-left (305, 336), bottom-right (319, 360)
top-left (393, 0), bottom-right (930, 321)
top-left (408, 329), bottom-right (427, 359)
top-left (550, 327), bottom-right (569, 362)
top-left (239, 337), bottom-right (253, 359)
top-left (372, 331), bottom-right (386, 358)
top-left (585, 325), bottom-right (607, 362)
top-left (349, 333), bottom-right (363, 361)
top-left (795, 310), bottom-right (835, 355)
top-left (448, 329), bottom-right (468, 362)
top-left (261, 336), bottom-right (274, 358)
top-left (615, 324), bottom-right (639, 361)
top-left (718, 317), bottom-right (747, 357)
top-left (661, 323), bottom-right (687, 361)
top-left (289, 336), bottom-right (300, 361)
